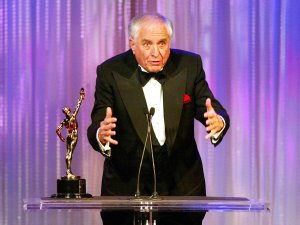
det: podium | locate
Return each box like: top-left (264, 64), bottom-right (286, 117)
top-left (24, 196), bottom-right (269, 225)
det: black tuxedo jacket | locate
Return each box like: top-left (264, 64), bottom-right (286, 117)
top-left (87, 49), bottom-right (230, 196)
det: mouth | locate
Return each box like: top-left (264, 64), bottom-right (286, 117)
top-left (150, 60), bottom-right (161, 66)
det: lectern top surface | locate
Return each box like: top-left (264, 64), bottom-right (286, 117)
top-left (24, 196), bottom-right (270, 212)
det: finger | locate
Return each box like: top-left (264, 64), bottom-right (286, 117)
top-left (206, 117), bottom-right (222, 131)
top-left (106, 107), bottom-right (113, 119)
top-left (206, 116), bottom-right (218, 125)
top-left (206, 117), bottom-right (219, 131)
top-left (105, 117), bottom-right (117, 124)
top-left (101, 117), bottom-right (117, 128)
top-left (101, 118), bottom-right (117, 127)
top-left (206, 98), bottom-right (213, 112)
top-left (205, 131), bottom-right (215, 139)
top-left (204, 112), bottom-right (217, 119)
top-left (99, 130), bottom-right (117, 145)
top-left (204, 99), bottom-right (216, 118)
top-left (206, 122), bottom-right (215, 132)
top-left (206, 123), bottom-right (212, 130)
top-left (101, 128), bottom-right (116, 136)
top-left (206, 118), bottom-right (212, 126)
top-left (205, 127), bottom-right (218, 139)
top-left (104, 136), bottom-right (118, 145)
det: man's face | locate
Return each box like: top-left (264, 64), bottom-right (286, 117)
top-left (130, 20), bottom-right (171, 73)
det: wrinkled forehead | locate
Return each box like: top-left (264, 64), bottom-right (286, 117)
top-left (137, 19), bottom-right (170, 38)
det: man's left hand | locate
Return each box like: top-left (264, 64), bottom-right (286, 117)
top-left (204, 98), bottom-right (224, 139)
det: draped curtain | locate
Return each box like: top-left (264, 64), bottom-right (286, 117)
top-left (1, 0), bottom-right (299, 225)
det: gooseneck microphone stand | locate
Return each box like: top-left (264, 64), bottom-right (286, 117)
top-left (147, 108), bottom-right (158, 199)
top-left (135, 107), bottom-right (158, 199)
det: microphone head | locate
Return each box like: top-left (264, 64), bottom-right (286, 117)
top-left (149, 107), bottom-right (155, 116)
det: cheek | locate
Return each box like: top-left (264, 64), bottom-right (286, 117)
top-left (135, 48), bottom-right (149, 65)
top-left (139, 50), bottom-right (150, 61)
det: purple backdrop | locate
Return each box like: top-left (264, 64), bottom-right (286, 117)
top-left (1, 0), bottom-right (299, 225)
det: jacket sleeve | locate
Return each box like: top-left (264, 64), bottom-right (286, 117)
top-left (193, 54), bottom-right (230, 146)
top-left (87, 65), bottom-right (115, 153)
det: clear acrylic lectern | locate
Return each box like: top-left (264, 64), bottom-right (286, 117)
top-left (24, 196), bottom-right (269, 225)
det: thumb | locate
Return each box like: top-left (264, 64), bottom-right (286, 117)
top-left (106, 107), bottom-right (113, 118)
top-left (206, 98), bottom-right (214, 112)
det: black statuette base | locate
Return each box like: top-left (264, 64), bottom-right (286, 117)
top-left (51, 178), bottom-right (92, 198)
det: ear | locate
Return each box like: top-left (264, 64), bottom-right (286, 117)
top-left (129, 38), bottom-right (136, 54)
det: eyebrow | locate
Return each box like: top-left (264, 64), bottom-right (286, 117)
top-left (158, 39), bottom-right (168, 43)
top-left (141, 38), bottom-right (168, 43)
top-left (142, 39), bottom-right (152, 43)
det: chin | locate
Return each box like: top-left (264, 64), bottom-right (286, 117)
top-left (149, 66), bottom-right (163, 72)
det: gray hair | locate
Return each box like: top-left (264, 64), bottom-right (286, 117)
top-left (128, 13), bottom-right (173, 39)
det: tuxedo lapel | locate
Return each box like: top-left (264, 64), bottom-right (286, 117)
top-left (163, 68), bottom-right (187, 153)
top-left (112, 70), bottom-right (149, 147)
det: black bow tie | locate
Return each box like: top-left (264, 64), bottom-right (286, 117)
top-left (138, 69), bottom-right (166, 86)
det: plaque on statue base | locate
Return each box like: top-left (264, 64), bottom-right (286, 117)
top-left (51, 176), bottom-right (92, 198)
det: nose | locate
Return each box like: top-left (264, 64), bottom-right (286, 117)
top-left (151, 45), bottom-right (159, 57)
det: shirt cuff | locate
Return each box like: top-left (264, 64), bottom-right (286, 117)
top-left (96, 128), bottom-right (111, 157)
top-left (211, 116), bottom-right (226, 144)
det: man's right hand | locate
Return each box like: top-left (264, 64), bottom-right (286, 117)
top-left (98, 107), bottom-right (118, 145)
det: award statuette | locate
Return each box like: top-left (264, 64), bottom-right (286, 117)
top-left (51, 88), bottom-right (92, 198)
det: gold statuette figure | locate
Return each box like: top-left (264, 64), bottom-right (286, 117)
top-left (56, 88), bottom-right (85, 180)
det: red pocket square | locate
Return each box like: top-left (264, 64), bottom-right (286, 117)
top-left (183, 94), bottom-right (191, 104)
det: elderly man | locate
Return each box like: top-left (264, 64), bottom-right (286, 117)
top-left (88, 13), bottom-right (230, 225)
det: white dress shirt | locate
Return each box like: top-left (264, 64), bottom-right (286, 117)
top-left (142, 77), bottom-right (166, 145)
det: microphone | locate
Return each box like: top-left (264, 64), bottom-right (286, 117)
top-left (149, 107), bottom-right (155, 117)
top-left (135, 107), bottom-right (157, 199)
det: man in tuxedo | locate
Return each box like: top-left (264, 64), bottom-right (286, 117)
top-left (87, 13), bottom-right (230, 224)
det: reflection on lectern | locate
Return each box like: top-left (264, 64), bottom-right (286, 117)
top-left (101, 210), bottom-right (205, 225)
